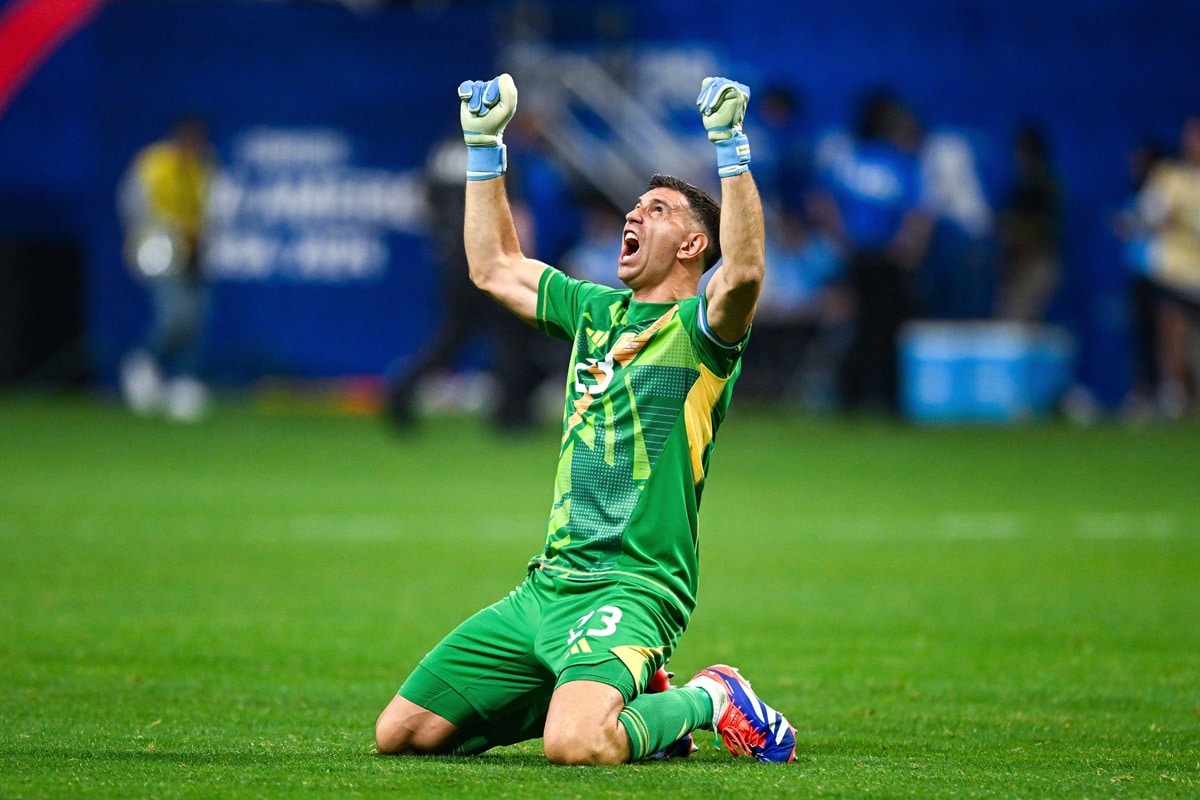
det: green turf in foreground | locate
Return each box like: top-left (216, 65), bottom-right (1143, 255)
top-left (1, 396), bottom-right (1197, 798)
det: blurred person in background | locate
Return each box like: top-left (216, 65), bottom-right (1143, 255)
top-left (996, 123), bottom-right (1063, 323)
top-left (736, 207), bottom-right (849, 409)
top-left (118, 117), bottom-right (215, 422)
top-left (816, 89), bottom-right (933, 414)
top-left (383, 131), bottom-right (536, 432)
top-left (735, 80), bottom-right (852, 410)
top-left (1130, 115), bottom-right (1200, 419)
top-left (560, 192), bottom-right (626, 288)
top-left (384, 119), bottom-right (571, 432)
top-left (747, 81), bottom-right (814, 222)
top-left (1112, 139), bottom-right (1169, 420)
top-left (917, 130), bottom-right (997, 320)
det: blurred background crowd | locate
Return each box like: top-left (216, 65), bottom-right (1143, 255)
top-left (1, 0), bottom-right (1197, 427)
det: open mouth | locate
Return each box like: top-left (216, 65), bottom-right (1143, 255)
top-left (621, 229), bottom-right (640, 260)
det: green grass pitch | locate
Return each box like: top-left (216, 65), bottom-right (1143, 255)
top-left (1, 395), bottom-right (1198, 798)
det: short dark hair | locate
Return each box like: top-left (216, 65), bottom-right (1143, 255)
top-left (647, 174), bottom-right (722, 271)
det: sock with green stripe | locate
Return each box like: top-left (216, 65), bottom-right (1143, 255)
top-left (617, 686), bottom-right (713, 761)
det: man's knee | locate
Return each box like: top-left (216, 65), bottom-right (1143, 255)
top-left (542, 681), bottom-right (629, 766)
top-left (543, 725), bottom-right (626, 766)
top-left (375, 694), bottom-right (457, 755)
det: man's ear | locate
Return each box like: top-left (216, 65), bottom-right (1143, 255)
top-left (678, 231), bottom-right (708, 262)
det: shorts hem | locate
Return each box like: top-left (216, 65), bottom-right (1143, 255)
top-left (398, 663), bottom-right (483, 727)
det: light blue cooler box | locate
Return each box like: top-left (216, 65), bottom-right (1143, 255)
top-left (899, 321), bottom-right (1075, 423)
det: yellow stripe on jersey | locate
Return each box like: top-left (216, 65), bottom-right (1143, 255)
top-left (683, 362), bottom-right (728, 486)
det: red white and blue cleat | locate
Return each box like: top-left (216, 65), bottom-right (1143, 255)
top-left (688, 664), bottom-right (797, 763)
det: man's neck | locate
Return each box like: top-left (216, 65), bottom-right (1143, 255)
top-left (628, 271), bottom-right (700, 304)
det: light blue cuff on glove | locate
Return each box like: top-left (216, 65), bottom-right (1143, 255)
top-left (466, 144), bottom-right (506, 181)
top-left (714, 132), bottom-right (751, 178)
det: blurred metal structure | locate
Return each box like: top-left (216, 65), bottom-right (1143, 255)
top-left (504, 43), bottom-right (714, 209)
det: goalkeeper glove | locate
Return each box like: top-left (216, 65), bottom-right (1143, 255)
top-left (457, 73), bottom-right (517, 181)
top-left (696, 77), bottom-right (751, 178)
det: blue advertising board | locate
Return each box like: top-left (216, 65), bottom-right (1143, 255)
top-left (2, 0), bottom-right (1198, 405)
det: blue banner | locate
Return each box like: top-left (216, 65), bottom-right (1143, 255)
top-left (81, 1), bottom-right (497, 380)
top-left (2, 0), bottom-right (1199, 405)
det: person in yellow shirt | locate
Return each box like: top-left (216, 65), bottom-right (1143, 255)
top-left (117, 118), bottom-right (215, 421)
top-left (1136, 116), bottom-right (1200, 418)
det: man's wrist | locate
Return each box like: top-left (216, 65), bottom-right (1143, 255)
top-left (714, 133), bottom-right (751, 178)
top-left (466, 144), bottom-right (506, 181)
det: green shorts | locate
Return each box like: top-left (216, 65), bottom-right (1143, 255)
top-left (399, 566), bottom-right (687, 735)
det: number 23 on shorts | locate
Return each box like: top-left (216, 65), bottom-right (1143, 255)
top-left (566, 605), bottom-right (623, 648)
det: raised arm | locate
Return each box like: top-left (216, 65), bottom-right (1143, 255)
top-left (696, 78), bottom-right (766, 344)
top-left (458, 74), bottom-right (547, 324)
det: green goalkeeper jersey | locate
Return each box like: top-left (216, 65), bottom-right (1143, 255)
top-left (531, 267), bottom-right (748, 619)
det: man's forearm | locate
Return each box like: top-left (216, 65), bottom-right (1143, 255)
top-left (464, 175), bottom-right (522, 288)
top-left (719, 171), bottom-right (766, 287)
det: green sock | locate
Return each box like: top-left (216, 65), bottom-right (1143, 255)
top-left (618, 686), bottom-right (713, 761)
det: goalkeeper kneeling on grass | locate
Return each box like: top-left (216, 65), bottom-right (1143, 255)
top-left (375, 73), bottom-right (796, 765)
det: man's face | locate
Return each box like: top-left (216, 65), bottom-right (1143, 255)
top-left (617, 187), bottom-right (699, 290)
top-left (175, 121), bottom-right (208, 157)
